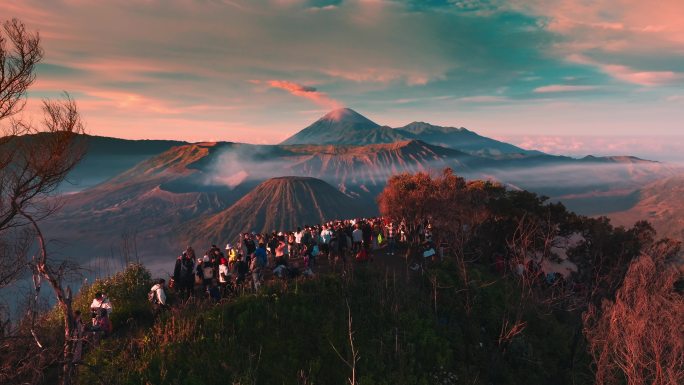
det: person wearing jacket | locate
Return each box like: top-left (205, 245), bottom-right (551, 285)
top-left (173, 251), bottom-right (195, 298)
top-left (150, 278), bottom-right (167, 306)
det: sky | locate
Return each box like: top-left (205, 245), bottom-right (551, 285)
top-left (2, 0), bottom-right (684, 160)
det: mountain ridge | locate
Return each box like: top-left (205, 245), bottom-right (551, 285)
top-left (281, 108), bottom-right (540, 158)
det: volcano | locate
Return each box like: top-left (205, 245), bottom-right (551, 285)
top-left (280, 108), bottom-right (408, 145)
top-left (185, 176), bottom-right (368, 245)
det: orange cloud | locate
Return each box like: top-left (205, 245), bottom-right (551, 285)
top-left (266, 80), bottom-right (342, 109)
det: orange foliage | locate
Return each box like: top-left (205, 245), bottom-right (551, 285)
top-left (583, 254), bottom-right (684, 385)
top-left (377, 168), bottom-right (502, 234)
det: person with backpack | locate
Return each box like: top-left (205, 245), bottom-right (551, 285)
top-left (149, 279), bottom-right (167, 305)
top-left (149, 279), bottom-right (168, 315)
top-left (89, 308), bottom-right (112, 345)
top-left (173, 251), bottom-right (195, 298)
top-left (89, 292), bottom-right (112, 326)
top-left (243, 233), bottom-right (256, 264)
top-left (199, 255), bottom-right (215, 295)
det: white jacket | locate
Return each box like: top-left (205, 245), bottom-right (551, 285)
top-left (150, 284), bottom-right (166, 306)
top-left (218, 264), bottom-right (229, 283)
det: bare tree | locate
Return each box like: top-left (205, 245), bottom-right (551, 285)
top-left (583, 252), bottom-right (684, 385)
top-left (0, 18), bottom-right (86, 385)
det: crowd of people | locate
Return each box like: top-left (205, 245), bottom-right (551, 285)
top-left (169, 217), bottom-right (421, 301)
top-left (76, 215), bottom-right (581, 357)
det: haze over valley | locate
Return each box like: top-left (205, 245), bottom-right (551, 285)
top-left (42, 108), bottom-right (682, 271)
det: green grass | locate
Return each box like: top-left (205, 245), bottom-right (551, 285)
top-left (74, 261), bottom-right (591, 385)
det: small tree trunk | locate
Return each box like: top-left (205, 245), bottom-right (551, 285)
top-left (23, 208), bottom-right (77, 385)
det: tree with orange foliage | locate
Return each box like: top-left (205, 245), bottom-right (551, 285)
top-left (377, 168), bottom-right (503, 255)
top-left (583, 246), bottom-right (684, 385)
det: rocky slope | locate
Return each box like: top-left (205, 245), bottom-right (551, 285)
top-left (185, 176), bottom-right (367, 245)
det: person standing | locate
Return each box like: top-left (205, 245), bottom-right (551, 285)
top-left (352, 224), bottom-right (363, 253)
top-left (218, 257), bottom-right (230, 297)
top-left (386, 222), bottom-right (396, 256)
top-left (173, 251), bottom-right (195, 298)
top-left (250, 243), bottom-right (268, 290)
top-left (89, 292), bottom-right (112, 326)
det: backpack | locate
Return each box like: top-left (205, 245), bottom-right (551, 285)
top-left (179, 258), bottom-right (193, 280)
top-left (203, 265), bottom-right (214, 280)
top-left (148, 289), bottom-right (158, 304)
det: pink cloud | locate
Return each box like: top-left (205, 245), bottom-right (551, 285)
top-left (567, 54), bottom-right (683, 86)
top-left (516, 0), bottom-right (684, 47)
top-left (266, 80), bottom-right (342, 109)
top-left (600, 65), bottom-right (681, 86)
top-left (534, 85), bottom-right (599, 93)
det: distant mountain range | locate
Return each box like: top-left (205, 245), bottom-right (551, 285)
top-left (280, 108), bottom-right (538, 159)
top-left (32, 108), bottom-right (681, 266)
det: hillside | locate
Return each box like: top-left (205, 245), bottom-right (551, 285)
top-left (43, 143), bottom-right (240, 260)
top-left (606, 175), bottom-right (684, 240)
top-left (65, 135), bottom-right (186, 192)
top-left (186, 176), bottom-right (367, 244)
top-left (284, 140), bottom-right (477, 195)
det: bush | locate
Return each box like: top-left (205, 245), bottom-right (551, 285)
top-left (72, 263), bottom-right (154, 331)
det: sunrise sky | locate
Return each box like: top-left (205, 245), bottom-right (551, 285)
top-left (3, 0), bottom-right (684, 160)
